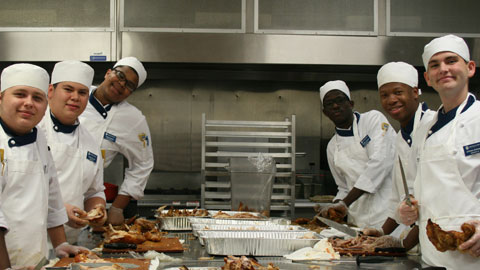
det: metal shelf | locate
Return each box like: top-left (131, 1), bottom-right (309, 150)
top-left (201, 113), bottom-right (296, 218)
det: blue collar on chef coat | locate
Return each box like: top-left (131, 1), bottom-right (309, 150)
top-left (335, 112), bottom-right (360, 137)
top-left (0, 118), bottom-right (37, 147)
top-left (89, 90), bottom-right (113, 119)
top-left (50, 112), bottom-right (78, 134)
top-left (428, 94), bottom-right (475, 138)
top-left (401, 102), bottom-right (429, 147)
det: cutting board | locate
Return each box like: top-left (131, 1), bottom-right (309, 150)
top-left (102, 238), bottom-right (184, 253)
top-left (55, 258), bottom-right (150, 270)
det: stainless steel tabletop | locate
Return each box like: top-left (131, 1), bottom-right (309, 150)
top-left (77, 229), bottom-right (428, 270)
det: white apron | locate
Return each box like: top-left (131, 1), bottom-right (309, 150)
top-left (332, 118), bottom-right (385, 228)
top-left (2, 141), bottom-right (49, 266)
top-left (415, 97), bottom-right (480, 269)
top-left (46, 124), bottom-right (85, 244)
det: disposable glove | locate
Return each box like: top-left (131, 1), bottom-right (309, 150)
top-left (362, 227), bottom-right (384, 237)
top-left (319, 200), bottom-right (347, 221)
top-left (459, 220), bottom-right (480, 257)
top-left (54, 242), bottom-right (88, 258)
top-left (65, 204), bottom-right (88, 229)
top-left (371, 235), bottom-right (403, 249)
top-left (107, 206), bottom-right (125, 225)
top-left (397, 197), bottom-right (419, 226)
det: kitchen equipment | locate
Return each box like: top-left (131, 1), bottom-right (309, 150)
top-left (316, 216), bottom-right (358, 237)
top-left (71, 263), bottom-right (140, 270)
top-left (104, 243), bottom-right (137, 249)
top-left (398, 158), bottom-right (412, 206)
top-left (34, 257), bottom-right (49, 270)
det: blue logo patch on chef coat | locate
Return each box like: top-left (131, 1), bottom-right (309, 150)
top-left (463, 142), bottom-right (480, 156)
top-left (86, 151), bottom-right (98, 163)
top-left (360, 135), bottom-right (371, 148)
top-left (104, 132), bottom-right (116, 143)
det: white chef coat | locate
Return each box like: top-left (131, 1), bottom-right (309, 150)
top-left (78, 87), bottom-right (154, 200)
top-left (0, 120), bottom-right (67, 266)
top-left (386, 103), bottom-right (435, 224)
top-left (326, 110), bottom-right (396, 228)
top-left (411, 93), bottom-right (480, 269)
top-left (38, 108), bottom-right (105, 243)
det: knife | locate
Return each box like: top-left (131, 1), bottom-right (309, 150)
top-left (398, 158), bottom-right (412, 206)
top-left (316, 216), bottom-right (358, 237)
top-left (34, 257), bottom-right (49, 270)
top-left (103, 242), bottom-right (137, 249)
top-left (71, 263), bottom-right (140, 270)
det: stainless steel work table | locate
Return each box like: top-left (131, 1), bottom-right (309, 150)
top-left (78, 229), bottom-right (431, 270)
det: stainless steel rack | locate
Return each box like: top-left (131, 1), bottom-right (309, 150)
top-left (201, 113), bottom-right (296, 217)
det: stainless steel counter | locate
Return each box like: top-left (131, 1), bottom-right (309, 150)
top-left (78, 229), bottom-right (427, 270)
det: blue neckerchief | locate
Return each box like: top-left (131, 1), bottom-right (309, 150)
top-left (0, 118), bottom-right (37, 147)
top-left (401, 102), bottom-right (429, 147)
top-left (50, 112), bottom-right (78, 134)
top-left (335, 112), bottom-right (360, 137)
top-left (89, 90), bottom-right (113, 119)
top-left (428, 95), bottom-right (475, 138)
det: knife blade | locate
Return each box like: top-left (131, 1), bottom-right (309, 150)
top-left (71, 263), bottom-right (140, 269)
top-left (316, 216), bottom-right (358, 237)
top-left (398, 158), bottom-right (412, 206)
top-left (34, 257), bottom-right (49, 270)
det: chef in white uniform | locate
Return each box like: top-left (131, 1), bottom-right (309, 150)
top-left (0, 64), bottom-right (86, 268)
top-left (38, 61), bottom-right (107, 244)
top-left (398, 35), bottom-right (480, 269)
top-left (317, 80), bottom-right (396, 228)
top-left (79, 57), bottom-right (154, 225)
top-left (362, 62), bottom-right (435, 250)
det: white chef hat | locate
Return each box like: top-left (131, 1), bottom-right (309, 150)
top-left (51, 60), bottom-right (94, 89)
top-left (422, 34), bottom-right (470, 69)
top-left (377, 62), bottom-right (418, 89)
top-left (319, 80), bottom-right (350, 103)
top-left (1, 63), bottom-right (49, 94)
top-left (113, 56), bottom-right (147, 88)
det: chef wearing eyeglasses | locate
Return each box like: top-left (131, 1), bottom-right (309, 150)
top-left (79, 57), bottom-right (154, 225)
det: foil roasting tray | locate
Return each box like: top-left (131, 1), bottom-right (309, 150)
top-left (192, 224), bottom-right (307, 237)
top-left (198, 231), bottom-right (322, 256)
top-left (156, 209), bottom-right (208, 230)
top-left (207, 210), bottom-right (267, 220)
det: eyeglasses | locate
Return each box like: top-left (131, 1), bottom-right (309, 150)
top-left (112, 69), bottom-right (137, 92)
top-left (323, 96), bottom-right (349, 109)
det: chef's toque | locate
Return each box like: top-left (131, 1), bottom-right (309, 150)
top-left (51, 60), bottom-right (94, 89)
top-left (422, 34), bottom-right (470, 69)
top-left (377, 62), bottom-right (418, 89)
top-left (113, 57), bottom-right (147, 88)
top-left (1, 63), bottom-right (49, 94)
top-left (319, 80), bottom-right (350, 103)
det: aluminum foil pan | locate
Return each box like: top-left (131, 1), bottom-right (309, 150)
top-left (156, 209), bottom-right (208, 230)
top-left (189, 217), bottom-right (272, 226)
top-left (199, 231), bottom-right (322, 256)
top-left (207, 210), bottom-right (267, 220)
top-left (193, 224), bottom-right (306, 234)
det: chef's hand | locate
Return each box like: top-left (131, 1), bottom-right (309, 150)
top-left (65, 204), bottom-right (89, 229)
top-left (362, 227), bottom-right (384, 237)
top-left (459, 220), bottom-right (480, 257)
top-left (398, 196), bottom-right (419, 226)
top-left (319, 200), bottom-right (347, 219)
top-left (54, 242), bottom-right (88, 258)
top-left (89, 204), bottom-right (108, 228)
top-left (107, 206), bottom-right (125, 225)
top-left (371, 235), bottom-right (403, 249)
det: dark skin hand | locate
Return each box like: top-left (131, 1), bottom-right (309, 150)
top-left (382, 217), bottom-right (400, 235)
top-left (0, 229), bottom-right (11, 269)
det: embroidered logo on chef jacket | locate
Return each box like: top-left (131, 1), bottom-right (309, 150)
top-left (381, 122), bottom-right (390, 136)
top-left (463, 142), bottom-right (480, 156)
top-left (104, 132), bottom-right (116, 143)
top-left (86, 151), bottom-right (98, 164)
top-left (360, 135), bottom-right (371, 148)
top-left (138, 133), bottom-right (149, 148)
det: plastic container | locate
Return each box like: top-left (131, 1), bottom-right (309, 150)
top-left (229, 155), bottom-right (276, 217)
